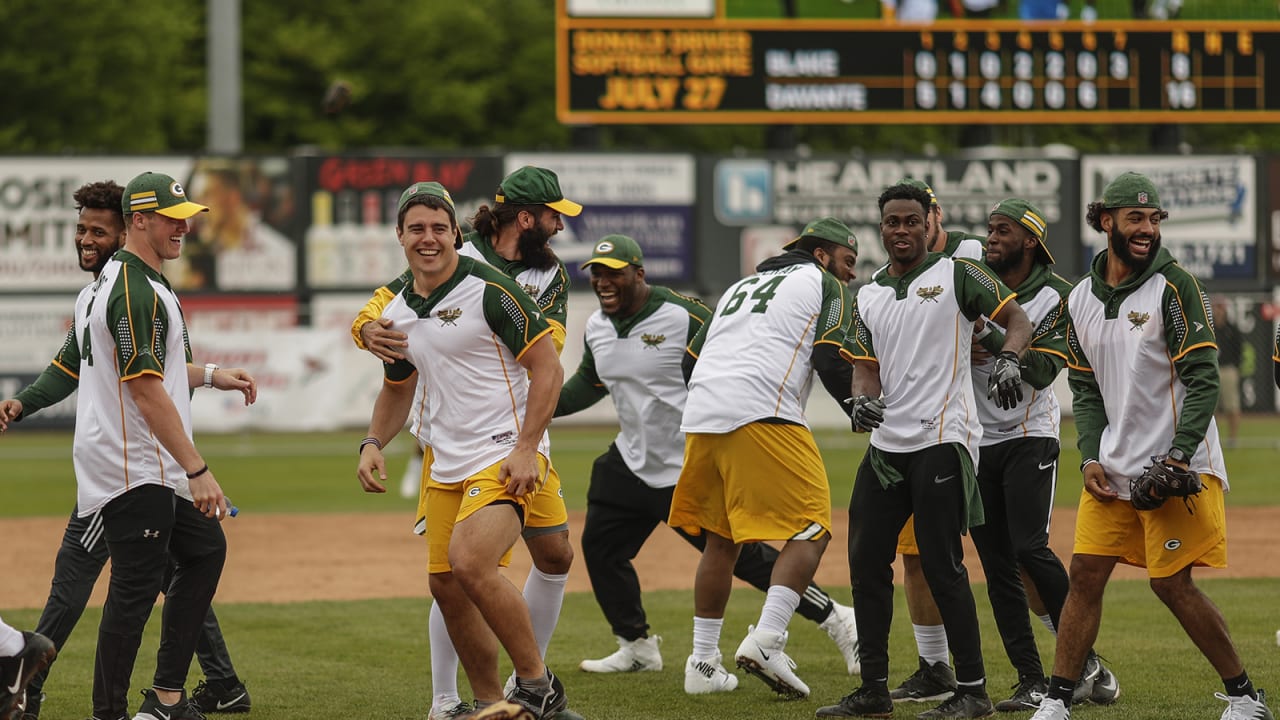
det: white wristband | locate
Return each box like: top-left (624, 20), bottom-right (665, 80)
top-left (974, 324), bottom-right (993, 341)
top-left (203, 363), bottom-right (219, 389)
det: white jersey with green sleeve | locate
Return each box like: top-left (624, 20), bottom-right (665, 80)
top-left (844, 254), bottom-right (1017, 461)
top-left (682, 261), bottom-right (850, 434)
top-left (71, 251), bottom-right (195, 516)
top-left (580, 287), bottom-right (709, 488)
top-left (380, 256), bottom-right (553, 484)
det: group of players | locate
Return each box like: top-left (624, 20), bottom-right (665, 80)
top-left (1, 165), bottom-right (1278, 720)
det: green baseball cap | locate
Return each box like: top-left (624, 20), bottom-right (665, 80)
top-left (990, 198), bottom-right (1055, 265)
top-left (496, 166), bottom-right (582, 217)
top-left (897, 177), bottom-right (939, 206)
top-left (782, 216), bottom-right (858, 254)
top-left (397, 181), bottom-right (456, 217)
top-left (122, 172), bottom-right (208, 219)
top-left (581, 234), bottom-right (644, 270)
top-left (1101, 171), bottom-right (1161, 209)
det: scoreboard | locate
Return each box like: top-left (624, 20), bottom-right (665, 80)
top-left (557, 19), bottom-right (1279, 124)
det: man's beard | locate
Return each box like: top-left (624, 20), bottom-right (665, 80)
top-left (1107, 224), bottom-right (1160, 273)
top-left (517, 224), bottom-right (558, 270)
top-left (985, 243), bottom-right (1024, 275)
top-left (79, 247), bottom-right (112, 275)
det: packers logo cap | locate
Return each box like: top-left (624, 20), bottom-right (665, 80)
top-left (581, 234), bottom-right (644, 270)
top-left (123, 172), bottom-right (208, 219)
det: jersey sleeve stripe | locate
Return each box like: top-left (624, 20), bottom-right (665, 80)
top-left (52, 359), bottom-right (79, 380)
top-left (1171, 340), bottom-right (1217, 362)
top-left (513, 327), bottom-right (554, 362)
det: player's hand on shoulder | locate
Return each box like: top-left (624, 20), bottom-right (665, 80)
top-left (362, 318), bottom-right (408, 364)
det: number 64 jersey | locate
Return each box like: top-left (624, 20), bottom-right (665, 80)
top-left (681, 257), bottom-right (851, 434)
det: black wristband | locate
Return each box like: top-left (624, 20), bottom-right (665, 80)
top-left (186, 464), bottom-right (209, 480)
top-left (359, 436), bottom-right (383, 455)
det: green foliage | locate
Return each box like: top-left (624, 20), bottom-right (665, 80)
top-left (3, 579), bottom-right (1278, 719)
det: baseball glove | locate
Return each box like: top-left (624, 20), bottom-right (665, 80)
top-left (1129, 459), bottom-right (1203, 513)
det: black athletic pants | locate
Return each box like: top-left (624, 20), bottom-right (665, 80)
top-left (969, 436), bottom-right (1070, 680)
top-left (30, 505), bottom-right (238, 703)
top-left (848, 444), bottom-right (985, 685)
top-left (93, 486), bottom-right (226, 720)
top-left (582, 443), bottom-right (834, 641)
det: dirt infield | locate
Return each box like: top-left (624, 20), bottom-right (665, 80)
top-left (2, 506), bottom-right (1278, 609)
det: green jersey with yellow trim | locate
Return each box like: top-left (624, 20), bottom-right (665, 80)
top-left (381, 256), bottom-right (553, 484)
top-left (1066, 246), bottom-right (1227, 496)
top-left (72, 250), bottom-right (194, 516)
top-left (843, 254), bottom-right (1017, 460)
top-left (683, 258), bottom-right (851, 434)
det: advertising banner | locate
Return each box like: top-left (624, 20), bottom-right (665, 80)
top-left (504, 153), bottom-right (697, 284)
top-left (700, 154), bottom-right (1080, 292)
top-left (0, 157), bottom-right (297, 294)
top-left (1080, 155), bottom-right (1257, 280)
top-left (299, 154), bottom-right (504, 291)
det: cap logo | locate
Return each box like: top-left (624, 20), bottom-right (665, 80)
top-left (1138, 191), bottom-right (1149, 203)
top-left (170, 181), bottom-right (186, 198)
top-left (594, 241), bottom-right (615, 253)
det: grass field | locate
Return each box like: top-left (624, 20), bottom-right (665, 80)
top-left (3, 420), bottom-right (1280, 719)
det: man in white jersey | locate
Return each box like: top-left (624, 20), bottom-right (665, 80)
top-left (965, 199), bottom-right (1116, 710)
top-left (559, 232), bottom-right (860, 678)
top-left (1029, 174), bottom-right (1274, 720)
top-left (669, 217), bottom-right (859, 701)
top-left (820, 182), bottom-right (1032, 720)
top-left (356, 182), bottom-right (569, 720)
top-left (75, 172), bottom-right (256, 720)
top-left (880, 177), bottom-right (984, 706)
top-left (0, 619), bottom-right (55, 720)
top-left (352, 168), bottom-right (581, 720)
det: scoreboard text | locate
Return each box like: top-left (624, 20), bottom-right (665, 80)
top-left (557, 20), bottom-right (1277, 124)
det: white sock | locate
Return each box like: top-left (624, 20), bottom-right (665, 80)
top-left (913, 623), bottom-right (949, 666)
top-left (429, 601), bottom-right (462, 709)
top-left (691, 616), bottom-right (724, 660)
top-left (524, 566), bottom-right (568, 658)
top-left (0, 621), bottom-right (22, 656)
top-left (755, 585), bottom-right (801, 636)
top-left (1037, 614), bottom-right (1057, 635)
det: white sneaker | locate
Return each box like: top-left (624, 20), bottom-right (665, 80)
top-left (503, 671), bottom-right (516, 697)
top-left (1217, 690), bottom-right (1276, 720)
top-left (1029, 696), bottom-right (1070, 720)
top-left (733, 625), bottom-right (809, 699)
top-left (818, 601), bottom-right (860, 675)
top-left (684, 652), bottom-right (738, 694)
top-left (579, 635), bottom-right (663, 673)
top-left (427, 700), bottom-right (473, 720)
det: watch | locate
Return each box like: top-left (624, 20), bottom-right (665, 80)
top-left (203, 363), bottom-right (219, 389)
top-left (1167, 448), bottom-right (1189, 465)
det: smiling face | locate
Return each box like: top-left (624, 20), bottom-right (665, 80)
top-left (1103, 206), bottom-right (1162, 274)
top-left (126, 211), bottom-right (190, 270)
top-left (76, 207), bottom-right (126, 274)
top-left (589, 263), bottom-right (646, 317)
top-left (880, 198), bottom-right (930, 272)
top-left (398, 204), bottom-right (459, 283)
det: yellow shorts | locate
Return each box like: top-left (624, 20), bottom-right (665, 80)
top-left (669, 423), bottom-right (831, 544)
top-left (424, 453), bottom-right (560, 574)
top-left (1073, 474), bottom-right (1227, 578)
top-left (896, 515), bottom-right (919, 555)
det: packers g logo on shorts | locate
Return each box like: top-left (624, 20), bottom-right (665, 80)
top-left (468, 487), bottom-right (481, 497)
top-left (1164, 538), bottom-right (1182, 550)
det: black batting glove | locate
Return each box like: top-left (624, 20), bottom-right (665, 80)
top-left (844, 395), bottom-right (886, 433)
top-left (987, 351), bottom-right (1024, 410)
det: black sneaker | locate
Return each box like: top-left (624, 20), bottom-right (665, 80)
top-left (190, 680), bottom-right (250, 714)
top-left (21, 691), bottom-right (44, 720)
top-left (0, 633), bottom-right (56, 720)
top-left (892, 657), bottom-right (958, 703)
top-left (506, 669), bottom-right (568, 720)
top-left (133, 689), bottom-right (206, 720)
top-left (1071, 652), bottom-right (1102, 704)
top-left (917, 690), bottom-right (995, 719)
top-left (1089, 659), bottom-right (1120, 705)
top-left (816, 684), bottom-right (894, 718)
top-left (994, 676), bottom-right (1047, 712)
